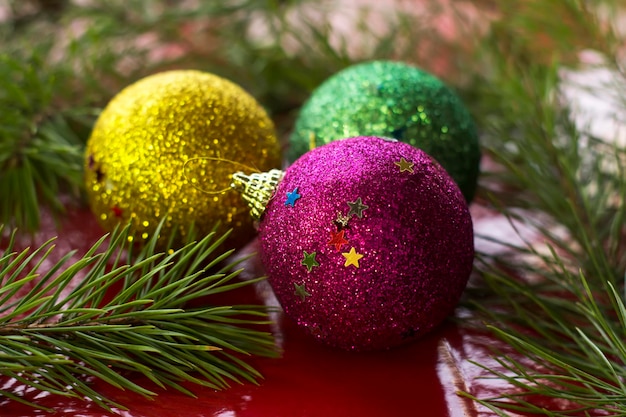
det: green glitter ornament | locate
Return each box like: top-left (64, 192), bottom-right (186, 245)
top-left (289, 60), bottom-right (480, 201)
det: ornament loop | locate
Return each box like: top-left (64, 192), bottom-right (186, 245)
top-left (182, 156), bottom-right (263, 195)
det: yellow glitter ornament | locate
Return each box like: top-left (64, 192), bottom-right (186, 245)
top-left (84, 70), bottom-right (282, 248)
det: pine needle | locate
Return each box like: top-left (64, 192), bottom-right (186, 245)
top-left (463, 1), bottom-right (626, 414)
top-left (0, 222), bottom-right (278, 411)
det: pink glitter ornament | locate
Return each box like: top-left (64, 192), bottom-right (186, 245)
top-left (251, 136), bottom-right (474, 351)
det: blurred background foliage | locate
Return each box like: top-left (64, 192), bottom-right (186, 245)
top-left (1, 0), bottom-right (502, 229)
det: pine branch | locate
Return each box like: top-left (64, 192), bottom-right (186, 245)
top-left (462, 1), bottom-right (626, 414)
top-left (463, 266), bottom-right (626, 415)
top-left (0, 222), bottom-right (278, 412)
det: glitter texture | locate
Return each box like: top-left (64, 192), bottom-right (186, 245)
top-left (289, 60), bottom-right (481, 201)
top-left (258, 136), bottom-right (474, 351)
top-left (85, 70), bottom-right (281, 248)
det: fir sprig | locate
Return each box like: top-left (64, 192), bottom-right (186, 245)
top-left (462, 252), bottom-right (626, 415)
top-left (0, 222), bottom-right (278, 412)
top-left (462, 0), bottom-right (626, 414)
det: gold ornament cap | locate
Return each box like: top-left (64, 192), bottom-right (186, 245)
top-left (231, 169), bottom-right (284, 219)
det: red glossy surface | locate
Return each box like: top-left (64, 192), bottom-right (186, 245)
top-left (0, 204), bottom-right (517, 417)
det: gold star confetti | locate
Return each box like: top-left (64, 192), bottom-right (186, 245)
top-left (309, 131), bottom-right (317, 151)
top-left (342, 247), bottom-right (364, 268)
top-left (395, 157), bottom-right (414, 173)
top-left (334, 211), bottom-right (350, 228)
top-left (294, 282), bottom-right (311, 301)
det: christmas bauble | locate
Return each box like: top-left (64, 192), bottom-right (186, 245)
top-left (257, 136), bottom-right (474, 351)
top-left (85, 70), bottom-right (281, 247)
top-left (289, 60), bottom-right (480, 201)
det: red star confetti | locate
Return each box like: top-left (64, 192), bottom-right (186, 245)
top-left (328, 229), bottom-right (348, 251)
